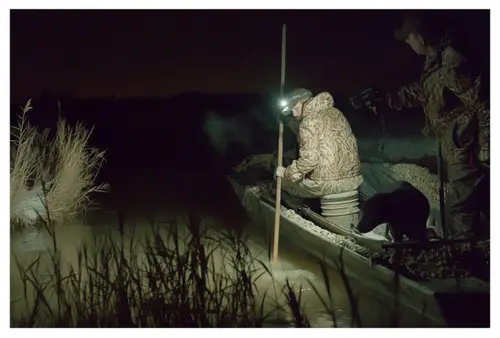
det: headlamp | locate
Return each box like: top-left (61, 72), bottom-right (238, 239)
top-left (278, 99), bottom-right (290, 114)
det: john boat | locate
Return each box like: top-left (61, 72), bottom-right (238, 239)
top-left (227, 150), bottom-right (490, 328)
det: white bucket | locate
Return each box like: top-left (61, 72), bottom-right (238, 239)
top-left (320, 190), bottom-right (360, 229)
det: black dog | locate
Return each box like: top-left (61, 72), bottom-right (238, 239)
top-left (356, 181), bottom-right (430, 242)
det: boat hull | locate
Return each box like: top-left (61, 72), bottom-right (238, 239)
top-left (228, 176), bottom-right (490, 327)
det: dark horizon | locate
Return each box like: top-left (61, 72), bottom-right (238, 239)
top-left (11, 9), bottom-right (490, 99)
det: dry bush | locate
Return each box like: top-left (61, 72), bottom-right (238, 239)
top-left (10, 99), bottom-right (107, 229)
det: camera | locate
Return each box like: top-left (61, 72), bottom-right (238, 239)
top-left (349, 87), bottom-right (382, 110)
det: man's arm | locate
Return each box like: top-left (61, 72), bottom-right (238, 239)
top-left (283, 117), bottom-right (320, 182)
top-left (386, 81), bottom-right (422, 110)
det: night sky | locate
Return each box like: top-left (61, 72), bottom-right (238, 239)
top-left (10, 10), bottom-right (489, 98)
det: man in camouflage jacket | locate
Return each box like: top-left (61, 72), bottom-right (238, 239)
top-left (275, 89), bottom-right (363, 198)
top-left (387, 12), bottom-right (490, 240)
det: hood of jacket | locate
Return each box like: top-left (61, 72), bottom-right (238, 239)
top-left (302, 92), bottom-right (335, 118)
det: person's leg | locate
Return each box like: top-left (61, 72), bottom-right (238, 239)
top-left (476, 109), bottom-right (490, 165)
top-left (446, 161), bottom-right (486, 239)
top-left (441, 113), bottom-right (488, 240)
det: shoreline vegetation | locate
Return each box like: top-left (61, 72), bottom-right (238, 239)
top-left (10, 100), bottom-right (107, 230)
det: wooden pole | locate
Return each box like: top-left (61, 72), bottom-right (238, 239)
top-left (272, 24), bottom-right (286, 263)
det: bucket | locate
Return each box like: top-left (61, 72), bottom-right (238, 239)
top-left (320, 190), bottom-right (360, 229)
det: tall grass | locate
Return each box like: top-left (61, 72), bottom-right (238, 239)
top-left (11, 211), bottom-right (316, 328)
top-left (10, 99), bottom-right (107, 229)
top-left (13, 205), bottom-right (449, 327)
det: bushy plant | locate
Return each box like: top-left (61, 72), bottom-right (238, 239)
top-left (10, 99), bottom-right (107, 228)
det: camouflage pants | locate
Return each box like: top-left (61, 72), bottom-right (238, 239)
top-left (439, 112), bottom-right (490, 239)
top-left (281, 174), bottom-right (364, 199)
top-left (476, 109), bottom-right (490, 164)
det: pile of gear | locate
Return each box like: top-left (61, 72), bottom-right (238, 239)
top-left (372, 240), bottom-right (490, 281)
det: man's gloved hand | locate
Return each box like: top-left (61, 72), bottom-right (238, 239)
top-left (367, 93), bottom-right (391, 115)
top-left (274, 166), bottom-right (286, 180)
top-left (366, 102), bottom-right (378, 114)
top-left (385, 92), bottom-right (405, 111)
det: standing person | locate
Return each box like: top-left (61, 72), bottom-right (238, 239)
top-left (384, 11), bottom-right (489, 240)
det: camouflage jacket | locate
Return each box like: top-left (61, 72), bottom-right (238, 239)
top-left (387, 38), bottom-right (489, 162)
top-left (283, 92), bottom-right (361, 182)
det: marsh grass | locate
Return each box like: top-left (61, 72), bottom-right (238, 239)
top-left (11, 206), bottom-right (320, 327)
top-left (11, 183), bottom-right (416, 328)
top-left (11, 205), bottom-right (423, 328)
top-left (10, 99), bottom-right (107, 229)
top-left (10, 172), bottom-right (419, 328)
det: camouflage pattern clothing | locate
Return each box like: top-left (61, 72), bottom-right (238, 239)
top-left (282, 92), bottom-right (363, 198)
top-left (387, 36), bottom-right (490, 239)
